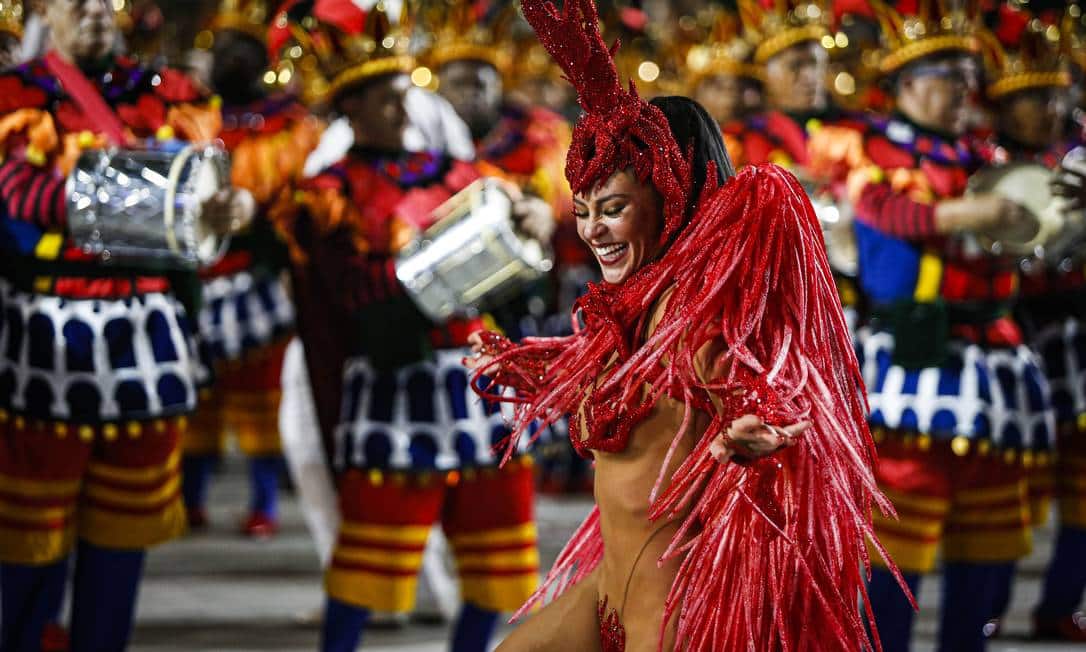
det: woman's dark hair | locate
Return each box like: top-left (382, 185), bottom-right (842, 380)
top-left (649, 96), bottom-right (736, 214)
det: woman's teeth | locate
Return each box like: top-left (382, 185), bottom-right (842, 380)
top-left (594, 243), bottom-right (629, 262)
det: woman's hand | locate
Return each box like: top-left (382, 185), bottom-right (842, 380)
top-left (463, 331), bottom-right (496, 372)
top-left (709, 415), bottom-right (810, 464)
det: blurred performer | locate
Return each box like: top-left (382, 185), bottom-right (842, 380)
top-left (684, 9), bottom-right (758, 136)
top-left (430, 4), bottom-right (569, 343)
top-left (850, 2), bottom-right (1054, 651)
top-left (268, 3), bottom-right (545, 650)
top-left (980, 5), bottom-right (1086, 642)
top-left (0, 0), bottom-right (248, 649)
top-left (115, 0), bottom-right (166, 65)
top-left (180, 0), bottom-right (320, 538)
top-left (735, 0), bottom-right (865, 328)
top-left (0, 0), bottom-right (22, 69)
top-left (506, 31), bottom-right (577, 121)
top-left (826, 4), bottom-right (888, 114)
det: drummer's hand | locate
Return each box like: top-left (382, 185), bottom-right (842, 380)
top-left (463, 331), bottom-right (496, 372)
top-left (513, 195), bottom-right (556, 243)
top-left (934, 194), bottom-right (1031, 235)
top-left (495, 179), bottom-right (556, 243)
top-left (201, 188), bottom-right (255, 237)
top-left (709, 415), bottom-right (809, 464)
top-left (1052, 163), bottom-right (1086, 213)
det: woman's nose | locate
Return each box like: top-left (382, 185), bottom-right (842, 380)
top-left (582, 217), bottom-right (606, 241)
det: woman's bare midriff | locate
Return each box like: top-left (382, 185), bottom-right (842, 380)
top-left (592, 391), bottom-right (708, 651)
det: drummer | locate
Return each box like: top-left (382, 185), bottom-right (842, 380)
top-left (267, 4), bottom-right (549, 651)
top-left (683, 8), bottom-right (759, 161)
top-left (427, 4), bottom-right (570, 340)
top-left (733, 0), bottom-right (866, 329)
top-left (844, 2), bottom-right (1055, 651)
top-left (180, 0), bottom-right (321, 539)
top-left (0, 0), bottom-right (251, 649)
top-left (977, 6), bottom-right (1086, 642)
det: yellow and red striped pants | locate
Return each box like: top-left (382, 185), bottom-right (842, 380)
top-left (327, 456), bottom-right (540, 614)
top-left (869, 430), bottom-right (1032, 574)
top-left (184, 339), bottom-right (288, 457)
top-left (0, 412), bottom-right (187, 565)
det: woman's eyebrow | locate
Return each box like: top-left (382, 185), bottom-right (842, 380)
top-left (594, 193), bottom-right (630, 204)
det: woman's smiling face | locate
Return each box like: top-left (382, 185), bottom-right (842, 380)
top-left (574, 170), bottom-right (664, 284)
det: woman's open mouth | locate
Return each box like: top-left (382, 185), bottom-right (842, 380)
top-left (593, 242), bottom-right (629, 265)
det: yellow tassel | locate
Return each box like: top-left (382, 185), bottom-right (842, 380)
top-left (25, 145), bottom-right (45, 166)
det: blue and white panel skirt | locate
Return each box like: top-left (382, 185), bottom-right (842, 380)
top-left (0, 279), bottom-right (199, 423)
top-left (335, 348), bottom-right (529, 472)
top-left (857, 328), bottom-right (1055, 451)
top-left (1031, 316), bottom-right (1086, 425)
top-left (197, 270), bottom-right (294, 365)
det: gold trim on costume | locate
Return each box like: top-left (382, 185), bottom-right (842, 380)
top-left (754, 24), bottom-right (829, 63)
top-left (987, 71), bottom-right (1072, 99)
top-left (880, 34), bottom-right (978, 73)
top-left (327, 56), bottom-right (416, 100)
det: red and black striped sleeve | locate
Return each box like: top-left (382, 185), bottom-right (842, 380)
top-left (351, 254), bottom-right (403, 306)
top-left (0, 159), bottom-right (67, 229)
top-left (854, 182), bottom-right (937, 240)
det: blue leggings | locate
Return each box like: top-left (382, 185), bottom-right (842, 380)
top-left (321, 598), bottom-right (499, 652)
top-left (869, 562), bottom-right (1006, 652)
top-left (1, 541), bottom-right (144, 652)
top-left (1037, 526), bottom-right (1086, 618)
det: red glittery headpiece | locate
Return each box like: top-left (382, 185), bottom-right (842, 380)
top-left (521, 0), bottom-right (691, 244)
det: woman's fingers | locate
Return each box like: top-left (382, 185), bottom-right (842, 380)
top-left (721, 416), bottom-right (812, 461)
top-left (778, 420), bottom-right (812, 439)
top-left (709, 435), bottom-right (732, 464)
top-left (730, 414), bottom-right (763, 433)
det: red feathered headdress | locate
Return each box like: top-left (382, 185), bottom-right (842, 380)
top-left (522, 0), bottom-right (691, 245)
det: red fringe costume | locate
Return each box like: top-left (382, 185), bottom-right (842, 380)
top-left (470, 1), bottom-right (911, 649)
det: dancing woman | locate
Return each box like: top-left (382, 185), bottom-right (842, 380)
top-left (465, 1), bottom-right (911, 650)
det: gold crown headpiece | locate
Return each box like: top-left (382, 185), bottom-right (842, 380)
top-left (979, 4), bottom-right (1070, 100)
top-left (210, 0), bottom-right (271, 42)
top-left (738, 0), bottom-right (831, 64)
top-left (0, 0), bottom-right (23, 37)
top-left (869, 0), bottom-right (981, 74)
top-left (425, 0), bottom-right (513, 77)
top-left (686, 9), bottom-right (757, 87)
top-left (271, 0), bottom-right (414, 104)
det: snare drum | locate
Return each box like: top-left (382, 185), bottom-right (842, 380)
top-left (395, 178), bottom-right (554, 322)
top-left (66, 145), bottom-right (231, 270)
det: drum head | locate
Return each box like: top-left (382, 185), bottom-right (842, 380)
top-left (968, 162), bottom-right (1060, 254)
top-left (185, 147), bottom-right (231, 264)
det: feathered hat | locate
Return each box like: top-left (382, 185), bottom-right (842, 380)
top-left (686, 9), bottom-right (757, 89)
top-left (0, 0), bottom-right (21, 38)
top-left (210, 0), bottom-right (271, 42)
top-left (979, 3), bottom-right (1070, 100)
top-left (869, 0), bottom-right (982, 75)
top-left (268, 0), bottom-right (414, 104)
top-left (425, 1), bottom-right (513, 78)
top-left (521, 0), bottom-right (692, 246)
top-left (737, 0), bottom-right (831, 65)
